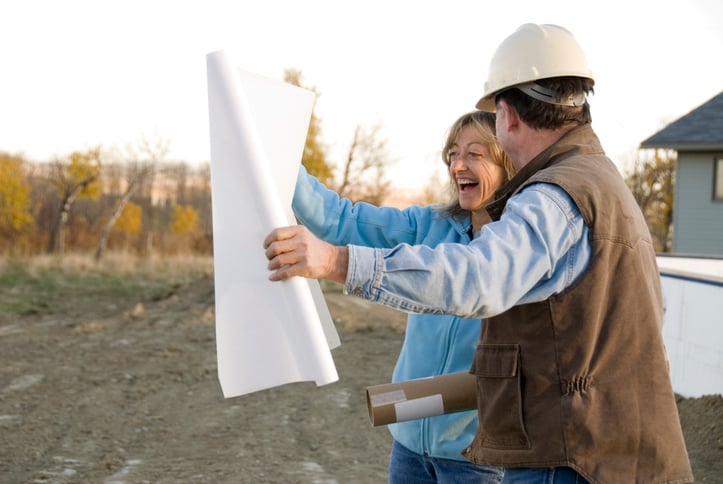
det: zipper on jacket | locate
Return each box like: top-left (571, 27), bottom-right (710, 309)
top-left (421, 315), bottom-right (462, 454)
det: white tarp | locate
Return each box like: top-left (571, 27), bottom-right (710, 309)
top-left (657, 255), bottom-right (723, 397)
top-left (206, 50), bottom-right (340, 398)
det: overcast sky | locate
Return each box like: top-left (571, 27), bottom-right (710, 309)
top-left (2, 0), bottom-right (721, 188)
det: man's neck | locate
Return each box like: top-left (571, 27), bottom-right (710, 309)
top-left (513, 125), bottom-right (575, 170)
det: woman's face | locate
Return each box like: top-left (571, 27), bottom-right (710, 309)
top-left (448, 125), bottom-right (506, 223)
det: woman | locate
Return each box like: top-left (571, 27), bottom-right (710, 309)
top-left (292, 111), bottom-right (514, 483)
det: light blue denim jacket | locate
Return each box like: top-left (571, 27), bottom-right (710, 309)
top-left (292, 165), bottom-right (484, 461)
top-left (344, 182), bottom-right (591, 318)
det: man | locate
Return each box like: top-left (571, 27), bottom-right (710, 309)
top-left (264, 24), bottom-right (693, 483)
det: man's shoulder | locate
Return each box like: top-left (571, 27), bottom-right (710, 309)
top-left (514, 182), bottom-right (581, 218)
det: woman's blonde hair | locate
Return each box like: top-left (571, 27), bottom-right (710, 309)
top-left (436, 111), bottom-right (515, 218)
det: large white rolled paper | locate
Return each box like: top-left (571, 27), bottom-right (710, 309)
top-left (206, 50), bottom-right (340, 398)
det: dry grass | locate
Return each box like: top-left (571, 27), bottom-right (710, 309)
top-left (0, 252), bottom-right (214, 316)
top-left (0, 252), bottom-right (214, 280)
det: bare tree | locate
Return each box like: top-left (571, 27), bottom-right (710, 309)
top-left (337, 123), bottom-right (396, 204)
top-left (420, 168), bottom-right (448, 206)
top-left (94, 136), bottom-right (168, 260)
top-left (624, 148), bottom-right (676, 252)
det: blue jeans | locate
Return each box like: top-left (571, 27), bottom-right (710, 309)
top-left (502, 466), bottom-right (589, 483)
top-left (389, 440), bottom-right (503, 484)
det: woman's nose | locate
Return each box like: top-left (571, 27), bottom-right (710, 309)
top-left (449, 157), bottom-right (464, 172)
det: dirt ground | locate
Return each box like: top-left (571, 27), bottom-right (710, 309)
top-left (1, 275), bottom-right (721, 483)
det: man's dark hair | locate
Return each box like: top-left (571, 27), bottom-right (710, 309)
top-left (495, 77), bottom-right (595, 130)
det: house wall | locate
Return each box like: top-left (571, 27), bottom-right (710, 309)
top-left (672, 151), bottom-right (723, 256)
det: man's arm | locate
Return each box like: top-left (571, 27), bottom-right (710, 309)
top-left (265, 183), bottom-right (590, 319)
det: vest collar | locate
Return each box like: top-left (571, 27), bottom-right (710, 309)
top-left (486, 124), bottom-right (603, 221)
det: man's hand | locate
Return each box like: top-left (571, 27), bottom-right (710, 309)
top-left (264, 225), bottom-right (349, 284)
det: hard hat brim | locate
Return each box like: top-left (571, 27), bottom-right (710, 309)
top-left (476, 95), bottom-right (496, 112)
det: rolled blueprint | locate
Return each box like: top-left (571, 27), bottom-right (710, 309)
top-left (366, 371), bottom-right (477, 426)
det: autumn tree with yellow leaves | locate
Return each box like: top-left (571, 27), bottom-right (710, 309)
top-left (47, 147), bottom-right (102, 254)
top-left (112, 200), bottom-right (143, 250)
top-left (169, 204), bottom-right (199, 236)
top-left (0, 153), bottom-right (33, 251)
top-left (283, 69), bottom-right (335, 186)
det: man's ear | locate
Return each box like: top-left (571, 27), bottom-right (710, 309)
top-left (498, 100), bottom-right (519, 131)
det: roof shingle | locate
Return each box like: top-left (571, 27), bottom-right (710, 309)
top-left (640, 91), bottom-right (723, 150)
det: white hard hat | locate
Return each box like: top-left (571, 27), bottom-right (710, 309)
top-left (476, 23), bottom-right (594, 112)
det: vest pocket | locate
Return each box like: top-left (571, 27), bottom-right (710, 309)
top-left (471, 344), bottom-right (530, 449)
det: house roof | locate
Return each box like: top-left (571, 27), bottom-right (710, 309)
top-left (640, 91), bottom-right (723, 151)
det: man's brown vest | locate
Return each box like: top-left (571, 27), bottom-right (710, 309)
top-left (463, 126), bottom-right (693, 483)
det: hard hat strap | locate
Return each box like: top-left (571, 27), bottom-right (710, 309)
top-left (517, 82), bottom-right (586, 107)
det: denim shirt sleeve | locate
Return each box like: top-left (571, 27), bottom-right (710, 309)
top-left (344, 183), bottom-right (591, 318)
